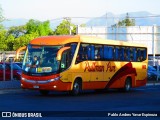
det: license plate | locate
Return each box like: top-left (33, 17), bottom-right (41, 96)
top-left (33, 86), bottom-right (39, 89)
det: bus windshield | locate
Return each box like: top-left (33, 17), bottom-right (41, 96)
top-left (22, 45), bottom-right (62, 75)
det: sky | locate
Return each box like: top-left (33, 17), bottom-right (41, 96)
top-left (0, 0), bottom-right (160, 21)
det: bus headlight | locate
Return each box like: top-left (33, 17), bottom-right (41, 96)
top-left (49, 76), bottom-right (61, 82)
top-left (22, 77), bottom-right (27, 81)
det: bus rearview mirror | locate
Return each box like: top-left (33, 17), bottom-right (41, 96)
top-left (56, 47), bottom-right (70, 61)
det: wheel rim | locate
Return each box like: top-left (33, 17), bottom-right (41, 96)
top-left (73, 82), bottom-right (80, 95)
top-left (126, 80), bottom-right (131, 91)
top-left (13, 77), bottom-right (18, 80)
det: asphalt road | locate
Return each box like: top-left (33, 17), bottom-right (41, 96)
top-left (0, 85), bottom-right (160, 120)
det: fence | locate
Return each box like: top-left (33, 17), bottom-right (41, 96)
top-left (0, 52), bottom-right (21, 89)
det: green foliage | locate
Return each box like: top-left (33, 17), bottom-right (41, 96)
top-left (0, 16), bottom-right (78, 51)
top-left (13, 33), bottom-right (39, 50)
top-left (7, 25), bottom-right (26, 38)
top-left (26, 19), bottom-right (53, 36)
top-left (0, 6), bottom-right (4, 22)
top-left (5, 34), bottom-right (15, 51)
top-left (112, 13), bottom-right (135, 27)
top-left (0, 30), bottom-right (7, 51)
top-left (55, 19), bottom-right (76, 35)
top-left (0, 19), bottom-right (55, 51)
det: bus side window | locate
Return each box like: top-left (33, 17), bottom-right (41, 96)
top-left (120, 47), bottom-right (124, 61)
top-left (86, 45), bottom-right (91, 60)
top-left (95, 45), bottom-right (103, 60)
top-left (99, 47), bottom-right (104, 60)
top-left (130, 48), bottom-right (134, 61)
top-left (90, 45), bottom-right (95, 60)
top-left (125, 47), bottom-right (130, 61)
top-left (60, 50), bottom-right (71, 72)
top-left (140, 48), bottom-right (147, 61)
top-left (137, 49), bottom-right (141, 61)
top-left (133, 48), bottom-right (137, 61)
top-left (104, 46), bottom-right (113, 60)
top-left (141, 49), bottom-right (147, 61)
top-left (108, 46), bottom-right (113, 60)
top-left (115, 47), bottom-right (119, 60)
top-left (71, 43), bottom-right (77, 59)
top-left (104, 46), bottom-right (107, 60)
top-left (76, 45), bottom-right (82, 63)
top-left (76, 44), bottom-right (90, 63)
top-left (127, 48), bottom-right (130, 61)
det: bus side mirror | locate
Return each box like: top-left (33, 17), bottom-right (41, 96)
top-left (56, 47), bottom-right (70, 61)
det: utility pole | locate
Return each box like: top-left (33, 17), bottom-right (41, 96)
top-left (64, 17), bottom-right (72, 35)
top-left (106, 12), bottom-right (108, 39)
top-left (152, 25), bottom-right (156, 66)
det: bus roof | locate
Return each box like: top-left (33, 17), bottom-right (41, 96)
top-left (30, 35), bottom-right (147, 48)
top-left (30, 35), bottom-right (80, 45)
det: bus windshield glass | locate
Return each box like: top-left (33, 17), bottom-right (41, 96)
top-left (22, 45), bottom-right (62, 75)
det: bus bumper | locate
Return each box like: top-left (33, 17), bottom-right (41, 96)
top-left (21, 79), bottom-right (72, 91)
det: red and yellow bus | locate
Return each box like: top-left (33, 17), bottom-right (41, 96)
top-left (20, 35), bottom-right (148, 95)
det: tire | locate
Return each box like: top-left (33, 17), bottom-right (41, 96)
top-left (39, 90), bottom-right (49, 95)
top-left (70, 80), bottom-right (81, 96)
top-left (13, 76), bottom-right (19, 81)
top-left (124, 78), bottom-right (131, 92)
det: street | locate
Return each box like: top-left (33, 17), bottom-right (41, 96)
top-left (0, 85), bottom-right (160, 120)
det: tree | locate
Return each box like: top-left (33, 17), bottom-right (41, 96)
top-left (112, 13), bottom-right (135, 27)
top-left (5, 34), bottom-right (15, 51)
top-left (26, 19), bottom-right (53, 36)
top-left (13, 33), bottom-right (39, 50)
top-left (54, 19), bottom-right (76, 35)
top-left (7, 25), bottom-right (26, 38)
top-left (0, 5), bottom-right (5, 30)
top-left (0, 30), bottom-right (7, 51)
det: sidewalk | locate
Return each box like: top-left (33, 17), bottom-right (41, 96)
top-left (0, 80), bottom-right (20, 89)
top-left (0, 80), bottom-right (160, 89)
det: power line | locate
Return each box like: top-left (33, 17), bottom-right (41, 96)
top-left (50, 15), bottom-right (160, 21)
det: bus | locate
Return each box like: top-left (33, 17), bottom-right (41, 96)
top-left (20, 35), bottom-right (148, 95)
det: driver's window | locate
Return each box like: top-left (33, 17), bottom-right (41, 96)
top-left (60, 50), bottom-right (71, 72)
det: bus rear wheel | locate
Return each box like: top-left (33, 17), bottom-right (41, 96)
top-left (70, 80), bottom-right (81, 96)
top-left (124, 78), bottom-right (131, 92)
top-left (39, 90), bottom-right (49, 95)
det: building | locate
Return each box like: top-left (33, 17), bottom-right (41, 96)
top-left (77, 26), bottom-right (160, 55)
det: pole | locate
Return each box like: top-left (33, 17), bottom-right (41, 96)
top-left (3, 52), bottom-right (5, 81)
top-left (11, 58), bottom-right (13, 80)
top-left (106, 12), bottom-right (107, 39)
top-left (152, 25), bottom-right (156, 66)
top-left (64, 17), bottom-right (72, 35)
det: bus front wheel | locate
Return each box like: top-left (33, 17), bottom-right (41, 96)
top-left (70, 80), bottom-right (81, 96)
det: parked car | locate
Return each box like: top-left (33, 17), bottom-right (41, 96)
top-left (153, 66), bottom-right (160, 71)
top-left (0, 62), bottom-right (22, 81)
top-left (148, 65), bottom-right (160, 81)
top-left (14, 62), bottom-right (22, 68)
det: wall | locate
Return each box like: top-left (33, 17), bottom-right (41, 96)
top-left (77, 26), bottom-right (160, 54)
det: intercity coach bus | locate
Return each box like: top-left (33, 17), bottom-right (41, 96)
top-left (20, 35), bottom-right (148, 95)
